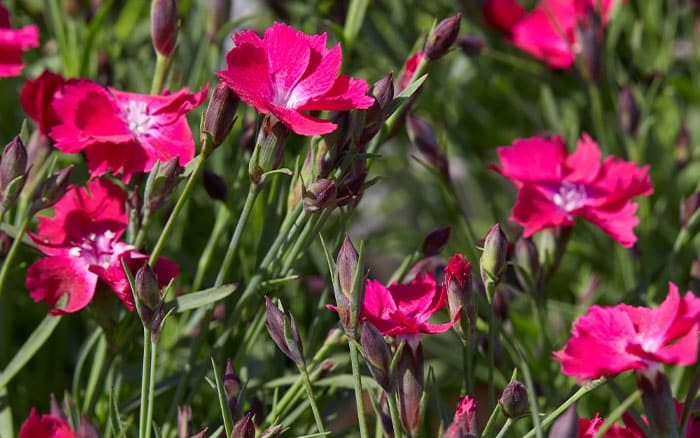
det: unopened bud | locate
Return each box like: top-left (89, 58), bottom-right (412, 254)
top-left (361, 322), bottom-right (392, 392)
top-left (480, 224), bottom-right (508, 288)
top-left (231, 412), bottom-right (255, 438)
top-left (576, 11), bottom-right (602, 82)
top-left (514, 237), bottom-right (540, 292)
top-left (333, 235), bottom-right (359, 334)
top-left (135, 263), bottom-right (160, 312)
top-left (147, 157), bottom-right (182, 212)
top-left (636, 368), bottom-right (680, 436)
top-left (303, 178), bottom-right (336, 213)
top-left (618, 86), bottom-right (640, 137)
top-left (681, 192), bottom-right (700, 229)
top-left (457, 34), bottom-right (484, 56)
top-left (499, 380), bottom-right (528, 418)
top-left (177, 406), bottom-right (192, 438)
top-left (406, 113), bottom-right (449, 180)
top-left (265, 297), bottom-right (304, 366)
top-left (151, 0), bottom-right (178, 57)
top-left (397, 340), bottom-right (424, 434)
top-left (78, 416), bottom-right (100, 438)
top-left (203, 83), bottom-right (240, 147)
top-left (0, 136), bottom-right (27, 212)
top-left (691, 260), bottom-right (700, 292)
top-left (422, 226), bottom-right (451, 257)
top-left (224, 359), bottom-right (241, 418)
top-left (206, 0), bottom-right (230, 42)
top-left (444, 396), bottom-right (478, 438)
top-left (249, 116), bottom-right (290, 185)
top-left (203, 169), bottom-right (228, 203)
top-left (444, 253), bottom-right (473, 334)
top-left (362, 72), bottom-right (394, 142)
top-left (425, 14), bottom-right (461, 61)
top-left (49, 394), bottom-right (66, 421)
top-left (31, 166), bottom-right (73, 215)
top-left (549, 404), bottom-right (578, 438)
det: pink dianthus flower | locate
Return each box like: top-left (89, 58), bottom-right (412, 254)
top-left (0, 1), bottom-right (38, 78)
top-left (18, 408), bottom-right (78, 438)
top-left (444, 396), bottom-right (478, 438)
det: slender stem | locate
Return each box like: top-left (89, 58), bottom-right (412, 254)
top-left (139, 328), bottom-right (152, 438)
top-left (214, 184), bottom-right (259, 287)
top-left (495, 418), bottom-right (513, 438)
top-left (148, 148), bottom-right (209, 267)
top-left (193, 205), bottom-right (230, 291)
top-left (150, 53), bottom-right (171, 95)
top-left (133, 209), bottom-right (152, 249)
top-left (388, 251), bottom-right (420, 284)
top-left (481, 403), bottom-right (503, 438)
top-left (485, 281), bottom-right (497, 411)
top-left (0, 214), bottom-right (31, 298)
top-left (145, 337), bottom-right (157, 438)
top-left (298, 364), bottom-right (326, 433)
top-left (388, 391), bottom-right (404, 438)
top-left (349, 341), bottom-right (369, 438)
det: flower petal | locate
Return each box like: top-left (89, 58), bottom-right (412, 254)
top-left (298, 74), bottom-right (374, 112)
top-left (26, 255), bottom-right (98, 315)
top-left (269, 106), bottom-right (337, 136)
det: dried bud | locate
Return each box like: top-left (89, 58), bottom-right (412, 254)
top-left (203, 83), bottom-right (240, 147)
top-left (334, 235), bottom-right (359, 334)
top-left (147, 157), bottom-right (182, 212)
top-left (480, 224), bottom-right (508, 288)
top-left (206, 0), bottom-right (230, 42)
top-left (618, 86), bottom-right (640, 137)
top-left (303, 178), bottom-right (337, 213)
top-left (203, 169), bottom-right (228, 203)
top-left (397, 340), bottom-right (424, 434)
top-left (224, 359), bottom-right (241, 418)
top-left (265, 297), bottom-right (304, 366)
top-left (151, 0), bottom-right (178, 57)
top-left (231, 412), bottom-right (255, 438)
top-left (636, 368), bottom-right (680, 436)
top-left (406, 114), bottom-right (449, 180)
top-left (425, 14), bottom-right (461, 61)
top-left (249, 115), bottom-right (290, 185)
top-left (514, 237), bottom-right (540, 292)
top-left (135, 263), bottom-right (160, 312)
top-left (177, 406), bottom-right (192, 438)
top-left (31, 165), bottom-right (73, 215)
top-left (444, 396), bottom-right (478, 438)
top-left (361, 322), bottom-right (393, 392)
top-left (681, 192), bottom-right (700, 229)
top-left (0, 136), bottom-right (27, 212)
top-left (549, 404), bottom-right (578, 438)
top-left (422, 226), bottom-right (451, 257)
top-left (457, 34), bottom-right (484, 56)
top-left (499, 380), bottom-right (528, 418)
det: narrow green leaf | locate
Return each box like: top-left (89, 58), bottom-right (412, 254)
top-left (344, 0), bottom-right (370, 50)
top-left (211, 356), bottom-right (233, 437)
top-left (0, 386), bottom-right (12, 438)
top-left (164, 284), bottom-right (237, 313)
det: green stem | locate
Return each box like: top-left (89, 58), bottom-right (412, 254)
top-left (0, 214), bottom-right (31, 298)
top-left (680, 364), bottom-right (700, 436)
top-left (481, 403), bottom-right (503, 438)
top-left (148, 148), bottom-right (209, 267)
top-left (150, 53), bottom-right (171, 95)
top-left (495, 418), bottom-right (513, 438)
top-left (139, 328), bottom-right (152, 438)
top-left (388, 251), bottom-right (421, 284)
top-left (592, 390), bottom-right (641, 438)
top-left (349, 341), bottom-right (369, 438)
top-left (193, 205), bottom-right (230, 291)
top-left (145, 337), bottom-right (157, 438)
top-left (485, 280), bottom-right (497, 412)
top-left (298, 363), bottom-right (326, 433)
top-left (388, 390), bottom-right (404, 438)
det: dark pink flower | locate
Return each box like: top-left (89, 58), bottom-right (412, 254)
top-left (396, 51), bottom-right (424, 93)
top-left (621, 399), bottom-right (700, 438)
top-left (49, 80), bottom-right (207, 181)
top-left (494, 133), bottom-right (653, 247)
top-left (20, 70), bottom-right (66, 134)
top-left (217, 22), bottom-right (374, 136)
top-left (578, 413), bottom-right (643, 438)
top-left (444, 396), bottom-right (478, 438)
top-left (510, 0), bottom-right (622, 68)
top-left (554, 283), bottom-right (700, 382)
top-left (483, 0), bottom-right (526, 34)
top-left (26, 179), bottom-right (178, 315)
top-left (362, 271), bottom-right (459, 337)
top-left (0, 1), bottom-right (39, 78)
top-left (18, 408), bottom-right (78, 438)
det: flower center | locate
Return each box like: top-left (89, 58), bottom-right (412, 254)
top-left (552, 181), bottom-right (587, 213)
top-left (123, 100), bottom-right (155, 136)
top-left (68, 230), bottom-right (119, 269)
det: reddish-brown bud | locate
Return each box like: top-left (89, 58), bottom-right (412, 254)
top-left (146, 157), bottom-right (182, 212)
top-left (457, 34), bottom-right (484, 56)
top-left (618, 86), bottom-right (640, 137)
top-left (406, 113), bottom-right (449, 180)
top-left (265, 297), bottom-right (304, 366)
top-left (397, 340), bottom-right (424, 434)
top-left (203, 169), bottom-right (228, 203)
top-left (422, 226), bottom-right (451, 257)
top-left (203, 83), bottom-right (240, 147)
top-left (31, 166), bottom-right (73, 215)
top-left (151, 0), bottom-right (178, 57)
top-left (0, 136), bottom-right (27, 212)
top-left (303, 178), bottom-right (336, 213)
top-left (206, 0), bottom-right (230, 42)
top-left (249, 116), bottom-right (290, 185)
top-left (361, 322), bottom-right (393, 392)
top-left (135, 263), bottom-right (160, 312)
top-left (499, 380), bottom-right (528, 418)
top-left (231, 412), bottom-right (255, 438)
top-left (425, 14), bottom-right (461, 61)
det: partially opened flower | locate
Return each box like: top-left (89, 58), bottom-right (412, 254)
top-left (493, 133), bottom-right (653, 247)
top-left (444, 396), bottom-right (478, 438)
top-left (578, 413), bottom-right (643, 438)
top-left (18, 408), bottom-right (78, 438)
top-left (49, 80), bottom-right (207, 181)
top-left (20, 70), bottom-right (66, 134)
top-left (554, 283), bottom-right (700, 382)
top-left (217, 22), bottom-right (374, 136)
top-left (362, 271), bottom-right (459, 337)
top-left (396, 51), bottom-right (424, 93)
top-left (0, 1), bottom-right (39, 78)
top-left (26, 179), bottom-right (178, 314)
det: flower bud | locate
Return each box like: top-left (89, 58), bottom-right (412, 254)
top-left (224, 359), bottom-right (241, 418)
top-left (0, 136), bottom-right (27, 213)
top-left (406, 114), bottom-right (449, 180)
top-left (480, 224), bottom-right (508, 288)
top-left (444, 396), bottom-right (478, 438)
top-left (549, 404), bottom-right (578, 438)
top-left (177, 406), bottom-right (192, 438)
top-left (397, 340), bottom-right (424, 434)
top-left (260, 424), bottom-right (286, 438)
top-left (499, 380), bottom-right (528, 419)
top-left (457, 34), bottom-right (484, 56)
top-left (514, 237), bottom-right (540, 291)
top-left (361, 72), bottom-right (394, 144)
top-left (425, 14), bottom-right (461, 61)
top-left (151, 0), bottom-right (178, 57)
top-left (49, 393), bottom-right (67, 421)
top-left (135, 263), bottom-right (160, 312)
top-left (203, 83), bottom-right (240, 147)
top-left (206, 0), bottom-right (230, 42)
top-left (303, 178), bottom-right (336, 213)
top-left (636, 369), bottom-right (680, 436)
top-left (333, 235), bottom-right (361, 335)
top-left (422, 226), bottom-right (451, 257)
top-left (203, 169), bottom-right (228, 203)
top-left (31, 165), bottom-right (73, 215)
top-left (576, 10), bottom-right (602, 82)
top-left (249, 116), bottom-right (290, 185)
top-left (444, 253), bottom-right (473, 337)
top-left (231, 412), bottom-right (255, 438)
top-left (265, 297), bottom-right (304, 366)
top-left (147, 157), bottom-right (182, 213)
top-left (78, 416), bottom-right (100, 438)
top-left (360, 322), bottom-right (393, 392)
top-left (681, 192), bottom-right (700, 229)
top-left (618, 86), bottom-right (640, 137)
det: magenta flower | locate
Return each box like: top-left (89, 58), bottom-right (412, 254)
top-left (578, 414), bottom-right (643, 438)
top-left (49, 79), bottom-right (207, 181)
top-left (494, 133), bottom-right (653, 247)
top-left (26, 179), bottom-right (178, 315)
top-left (19, 408), bottom-right (77, 438)
top-left (483, 0), bottom-right (525, 35)
top-left (554, 283), bottom-right (700, 382)
top-left (444, 396), bottom-right (478, 438)
top-left (217, 22), bottom-right (374, 136)
top-left (362, 271), bottom-right (459, 337)
top-left (20, 70), bottom-right (67, 134)
top-left (0, 1), bottom-right (38, 78)
top-left (396, 51), bottom-right (424, 93)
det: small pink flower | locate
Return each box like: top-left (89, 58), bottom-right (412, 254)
top-left (26, 179), bottom-right (178, 315)
top-left (489, 0), bottom-right (623, 68)
top-left (396, 51), bottom-right (424, 93)
top-left (444, 253), bottom-right (472, 291)
top-left (578, 413), bottom-right (643, 438)
top-left (444, 396), bottom-right (478, 438)
top-left (18, 408), bottom-right (78, 438)
top-left (0, 1), bottom-right (39, 78)
top-left (362, 271), bottom-right (459, 337)
top-left (217, 22), bottom-right (374, 136)
top-left (20, 70), bottom-right (66, 134)
top-left (554, 283), bottom-right (700, 382)
top-left (494, 133), bottom-right (653, 247)
top-left (49, 79), bottom-right (207, 181)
